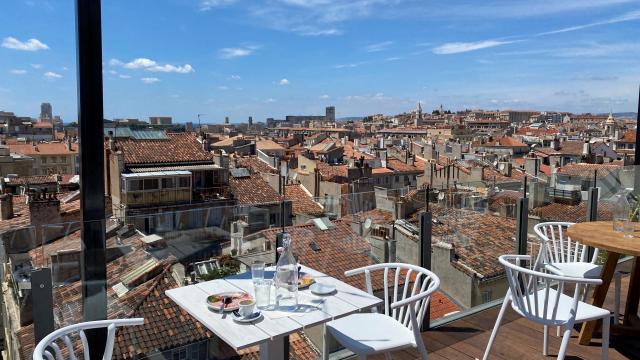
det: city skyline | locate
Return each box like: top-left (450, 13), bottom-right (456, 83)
top-left (1, 0), bottom-right (640, 122)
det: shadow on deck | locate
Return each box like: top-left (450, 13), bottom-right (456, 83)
top-left (373, 260), bottom-right (639, 360)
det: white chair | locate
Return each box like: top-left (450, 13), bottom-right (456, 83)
top-left (534, 222), bottom-right (620, 323)
top-left (534, 222), bottom-right (601, 279)
top-left (33, 318), bottom-right (144, 360)
top-left (322, 263), bottom-right (440, 360)
top-left (483, 255), bottom-right (609, 360)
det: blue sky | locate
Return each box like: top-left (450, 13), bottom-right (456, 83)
top-left (1, 0), bottom-right (639, 123)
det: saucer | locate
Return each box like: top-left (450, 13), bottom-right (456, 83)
top-left (310, 282), bottom-right (336, 295)
top-left (231, 310), bottom-right (263, 323)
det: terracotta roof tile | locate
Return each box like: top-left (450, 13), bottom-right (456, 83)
top-left (229, 174), bottom-right (280, 205)
top-left (9, 142), bottom-right (78, 155)
top-left (233, 155), bottom-right (277, 174)
top-left (531, 202), bottom-right (613, 223)
top-left (115, 133), bottom-right (213, 165)
top-left (285, 184), bottom-right (324, 216)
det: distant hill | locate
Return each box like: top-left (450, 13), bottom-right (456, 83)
top-left (612, 112), bottom-right (638, 119)
top-left (337, 117), bottom-right (364, 122)
top-left (595, 112), bottom-right (637, 119)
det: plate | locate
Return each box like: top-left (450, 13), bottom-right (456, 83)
top-left (298, 273), bottom-right (315, 289)
top-left (206, 292), bottom-right (253, 312)
top-left (232, 310), bottom-right (263, 323)
top-left (310, 282), bottom-right (336, 295)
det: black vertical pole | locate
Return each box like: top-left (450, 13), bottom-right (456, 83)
top-left (516, 178), bottom-right (529, 256)
top-left (31, 268), bottom-right (54, 343)
top-left (419, 210), bottom-right (432, 331)
top-left (76, 0), bottom-right (107, 358)
top-left (634, 85), bottom-right (640, 193)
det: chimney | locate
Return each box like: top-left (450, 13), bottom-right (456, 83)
top-left (201, 133), bottom-right (209, 152)
top-left (582, 139), bottom-right (590, 156)
top-left (29, 192), bottom-right (61, 243)
top-left (107, 131), bottom-right (115, 151)
top-left (524, 152), bottom-right (540, 177)
top-left (0, 194), bottom-right (13, 220)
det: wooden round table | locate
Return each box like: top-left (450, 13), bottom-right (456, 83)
top-left (567, 221), bottom-right (640, 344)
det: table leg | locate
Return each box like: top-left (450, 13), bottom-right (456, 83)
top-left (578, 252), bottom-right (620, 345)
top-left (623, 257), bottom-right (640, 325)
top-left (259, 336), bottom-right (288, 360)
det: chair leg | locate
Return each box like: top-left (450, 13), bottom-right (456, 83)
top-left (543, 325), bottom-right (549, 356)
top-left (322, 325), bottom-right (330, 360)
top-left (482, 294), bottom-right (510, 360)
top-left (556, 326), bottom-right (561, 337)
top-left (602, 317), bottom-right (610, 360)
top-left (385, 353), bottom-right (392, 360)
top-left (614, 272), bottom-right (622, 325)
top-left (557, 326), bottom-right (573, 360)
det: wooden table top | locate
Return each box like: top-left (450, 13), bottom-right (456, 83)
top-left (567, 221), bottom-right (640, 257)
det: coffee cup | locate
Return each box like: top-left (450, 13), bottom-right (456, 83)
top-left (239, 299), bottom-right (256, 318)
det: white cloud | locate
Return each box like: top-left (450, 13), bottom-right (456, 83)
top-left (118, 58), bottom-right (194, 73)
top-left (295, 27), bottom-right (343, 36)
top-left (229, 74), bottom-right (241, 80)
top-left (44, 71), bottom-right (62, 79)
top-left (109, 70), bottom-right (118, 75)
top-left (30, 64), bottom-right (42, 69)
top-left (218, 45), bottom-right (260, 59)
top-left (141, 77), bottom-right (160, 84)
top-left (199, 0), bottom-right (236, 11)
top-left (218, 85), bottom-right (230, 90)
top-left (265, 98), bottom-right (277, 103)
top-left (279, 78), bottom-right (290, 85)
top-left (108, 58), bottom-right (123, 66)
top-left (10, 69), bottom-right (27, 75)
top-left (538, 9), bottom-right (640, 35)
top-left (432, 40), bottom-right (519, 54)
top-left (320, 94), bottom-right (330, 99)
top-left (385, 56), bottom-right (402, 61)
top-left (1, 37), bottom-right (49, 51)
top-left (365, 41), bottom-right (393, 52)
top-left (334, 62), bottom-right (365, 69)
top-left (119, 74), bottom-right (131, 79)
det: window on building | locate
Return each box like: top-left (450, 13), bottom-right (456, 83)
top-left (61, 157), bottom-right (67, 163)
top-left (41, 156), bottom-right (47, 164)
top-left (143, 178), bottom-right (159, 190)
top-left (481, 290), bottom-right (493, 303)
top-left (178, 177), bottom-right (190, 188)
top-left (128, 179), bottom-right (143, 191)
top-left (162, 178), bottom-right (175, 189)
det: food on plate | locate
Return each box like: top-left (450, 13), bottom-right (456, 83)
top-left (206, 292), bottom-right (253, 311)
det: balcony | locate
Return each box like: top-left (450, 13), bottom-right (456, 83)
top-left (1, 163), bottom-right (638, 360)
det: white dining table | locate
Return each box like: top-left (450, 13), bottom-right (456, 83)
top-left (165, 265), bottom-right (382, 360)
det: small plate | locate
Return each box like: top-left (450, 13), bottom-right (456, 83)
top-left (206, 292), bottom-right (252, 312)
top-left (298, 273), bottom-right (315, 289)
top-left (310, 282), bottom-right (336, 295)
top-left (232, 310), bottom-right (263, 323)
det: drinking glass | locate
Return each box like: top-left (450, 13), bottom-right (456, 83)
top-left (254, 279), bottom-right (272, 309)
top-left (251, 261), bottom-right (265, 284)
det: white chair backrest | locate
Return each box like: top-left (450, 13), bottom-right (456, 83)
top-left (533, 222), bottom-right (596, 265)
top-left (345, 263), bottom-right (439, 330)
top-left (33, 318), bottom-right (144, 360)
top-left (500, 255), bottom-right (601, 326)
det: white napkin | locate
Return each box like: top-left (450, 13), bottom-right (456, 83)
top-left (262, 293), bottom-right (325, 319)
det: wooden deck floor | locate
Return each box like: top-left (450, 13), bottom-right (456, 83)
top-left (371, 261), bottom-right (639, 360)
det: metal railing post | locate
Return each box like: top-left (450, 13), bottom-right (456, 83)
top-left (76, 0), bottom-right (108, 357)
top-left (32, 268), bottom-right (54, 344)
top-left (586, 186), bottom-right (599, 261)
top-left (419, 187), bottom-right (433, 331)
top-left (516, 197), bottom-right (529, 255)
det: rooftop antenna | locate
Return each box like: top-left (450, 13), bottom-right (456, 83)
top-left (197, 114), bottom-right (206, 130)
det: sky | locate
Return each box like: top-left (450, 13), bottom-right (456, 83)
top-left (0, 0), bottom-right (639, 123)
